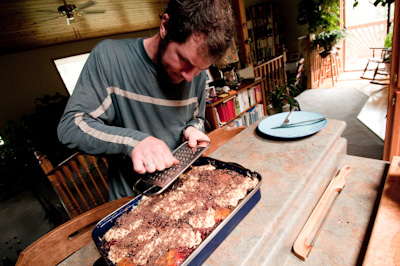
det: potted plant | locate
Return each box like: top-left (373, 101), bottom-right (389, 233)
top-left (312, 29), bottom-right (347, 52)
top-left (385, 32), bottom-right (392, 48)
top-left (384, 32), bottom-right (392, 73)
top-left (267, 83), bottom-right (301, 115)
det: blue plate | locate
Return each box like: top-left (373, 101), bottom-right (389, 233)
top-left (258, 111), bottom-right (328, 138)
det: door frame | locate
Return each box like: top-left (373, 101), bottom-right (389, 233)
top-left (383, 0), bottom-right (400, 161)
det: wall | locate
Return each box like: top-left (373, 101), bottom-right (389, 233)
top-left (0, 29), bottom-right (155, 132)
top-left (0, 0), bottom-right (308, 133)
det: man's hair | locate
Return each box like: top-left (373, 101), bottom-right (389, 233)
top-left (163, 0), bottom-right (235, 61)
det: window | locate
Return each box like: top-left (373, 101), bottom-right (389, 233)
top-left (54, 53), bottom-right (90, 95)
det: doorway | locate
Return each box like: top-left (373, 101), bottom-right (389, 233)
top-left (343, 0), bottom-right (394, 72)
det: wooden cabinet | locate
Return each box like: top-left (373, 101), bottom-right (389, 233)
top-left (205, 79), bottom-right (266, 131)
top-left (246, 3), bottom-right (281, 66)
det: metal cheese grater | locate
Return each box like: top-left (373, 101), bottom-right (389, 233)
top-left (134, 140), bottom-right (210, 195)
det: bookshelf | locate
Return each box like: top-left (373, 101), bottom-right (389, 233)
top-left (246, 3), bottom-right (281, 66)
top-left (205, 79), bottom-right (267, 131)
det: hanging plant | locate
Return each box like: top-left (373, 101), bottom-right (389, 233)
top-left (297, 0), bottom-right (340, 33)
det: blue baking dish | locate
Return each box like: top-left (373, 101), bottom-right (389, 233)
top-left (92, 157), bottom-right (262, 266)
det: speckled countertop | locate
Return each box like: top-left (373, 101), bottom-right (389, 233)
top-left (203, 119), bottom-right (388, 266)
top-left (60, 118), bottom-right (389, 266)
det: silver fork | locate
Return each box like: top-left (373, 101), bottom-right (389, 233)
top-left (280, 106), bottom-right (295, 127)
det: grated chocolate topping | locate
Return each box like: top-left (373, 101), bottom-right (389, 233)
top-left (103, 165), bottom-right (258, 266)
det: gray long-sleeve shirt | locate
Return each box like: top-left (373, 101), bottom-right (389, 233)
top-left (57, 38), bottom-right (206, 199)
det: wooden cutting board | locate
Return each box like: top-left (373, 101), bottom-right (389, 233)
top-left (363, 156), bottom-right (400, 266)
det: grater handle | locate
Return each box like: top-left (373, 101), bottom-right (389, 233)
top-left (133, 179), bottom-right (161, 196)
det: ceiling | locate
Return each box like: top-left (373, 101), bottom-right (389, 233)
top-left (0, 0), bottom-right (169, 55)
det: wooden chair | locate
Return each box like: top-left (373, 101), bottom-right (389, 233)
top-left (203, 126), bottom-right (247, 157)
top-left (15, 196), bottom-right (133, 266)
top-left (34, 150), bottom-right (110, 218)
top-left (293, 58), bottom-right (305, 88)
top-left (286, 57), bottom-right (305, 89)
top-left (361, 47), bottom-right (392, 84)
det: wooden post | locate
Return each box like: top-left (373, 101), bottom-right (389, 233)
top-left (231, 0), bottom-right (251, 67)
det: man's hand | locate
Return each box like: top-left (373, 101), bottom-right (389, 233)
top-left (183, 126), bottom-right (210, 148)
top-left (131, 136), bottom-right (179, 174)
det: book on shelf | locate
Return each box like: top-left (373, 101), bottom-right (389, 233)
top-left (233, 96), bottom-right (241, 115)
top-left (247, 20), bottom-right (253, 30)
top-left (216, 103), bottom-right (228, 123)
top-left (214, 107), bottom-right (226, 127)
top-left (254, 85), bottom-right (261, 102)
top-left (267, 36), bottom-right (274, 46)
top-left (248, 86), bottom-right (256, 106)
top-left (226, 99), bottom-right (236, 120)
top-left (215, 98), bottom-right (236, 123)
top-left (242, 89), bottom-right (250, 109)
top-left (237, 93), bottom-right (246, 113)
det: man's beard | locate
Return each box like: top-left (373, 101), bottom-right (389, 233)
top-left (156, 36), bottom-right (168, 66)
top-left (156, 37), bottom-right (184, 84)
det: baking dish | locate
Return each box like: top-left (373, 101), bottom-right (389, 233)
top-left (92, 157), bottom-right (262, 266)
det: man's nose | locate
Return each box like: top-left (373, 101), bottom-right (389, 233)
top-left (181, 68), bottom-right (201, 82)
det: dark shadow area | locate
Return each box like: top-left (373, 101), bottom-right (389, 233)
top-left (355, 163), bottom-right (389, 266)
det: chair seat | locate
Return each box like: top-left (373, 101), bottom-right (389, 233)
top-left (367, 57), bottom-right (385, 63)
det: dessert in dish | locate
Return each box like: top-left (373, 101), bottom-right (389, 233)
top-left (102, 164), bottom-right (259, 266)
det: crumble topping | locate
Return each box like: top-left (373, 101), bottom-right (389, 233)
top-left (102, 164), bottom-right (258, 265)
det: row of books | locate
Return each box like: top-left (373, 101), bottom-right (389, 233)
top-left (226, 104), bottom-right (265, 128)
top-left (247, 17), bottom-right (271, 29)
top-left (256, 36), bottom-right (274, 48)
top-left (254, 27), bottom-right (273, 39)
top-left (215, 85), bottom-right (263, 124)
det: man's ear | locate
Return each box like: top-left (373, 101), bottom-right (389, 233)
top-left (160, 14), bottom-right (169, 39)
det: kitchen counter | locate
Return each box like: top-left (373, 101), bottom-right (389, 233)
top-left (59, 118), bottom-right (389, 265)
top-left (204, 119), bottom-right (388, 266)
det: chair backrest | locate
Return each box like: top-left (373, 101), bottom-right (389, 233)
top-left (382, 47), bottom-right (392, 63)
top-left (15, 196), bottom-right (133, 266)
top-left (34, 150), bottom-right (110, 218)
top-left (294, 58), bottom-right (305, 88)
top-left (203, 126), bottom-right (247, 157)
